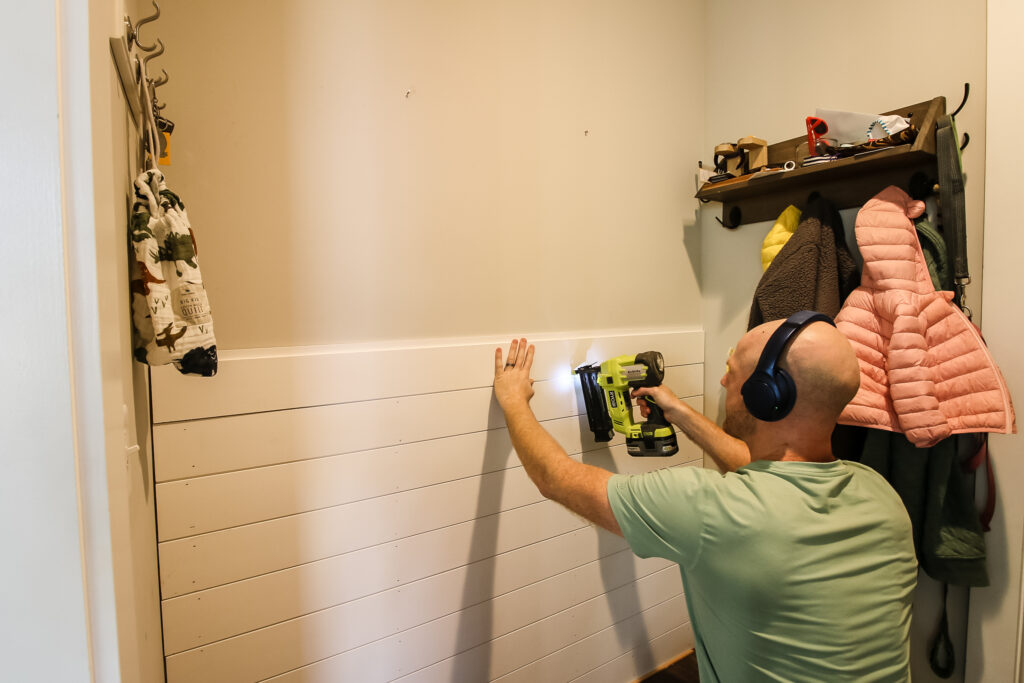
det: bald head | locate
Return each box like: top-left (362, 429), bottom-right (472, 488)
top-left (737, 318), bottom-right (861, 423)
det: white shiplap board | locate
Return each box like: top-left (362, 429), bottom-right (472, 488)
top-left (151, 329), bottom-right (704, 423)
top-left (152, 361), bottom-right (702, 481)
top-left (152, 329), bottom-right (703, 682)
top-left (570, 620), bottom-right (695, 683)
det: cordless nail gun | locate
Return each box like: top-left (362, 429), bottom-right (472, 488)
top-left (574, 352), bottom-right (679, 457)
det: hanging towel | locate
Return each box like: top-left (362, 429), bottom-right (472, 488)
top-left (747, 194), bottom-right (860, 329)
top-left (129, 169), bottom-right (218, 376)
top-left (835, 186), bottom-right (1015, 447)
top-left (760, 204), bottom-right (802, 271)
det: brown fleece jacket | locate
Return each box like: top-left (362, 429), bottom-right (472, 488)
top-left (748, 195), bottom-right (860, 330)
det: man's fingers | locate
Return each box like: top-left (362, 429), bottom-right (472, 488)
top-left (514, 338), bottom-right (527, 368)
top-left (498, 338), bottom-right (534, 374)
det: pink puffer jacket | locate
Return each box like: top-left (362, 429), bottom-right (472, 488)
top-left (836, 186), bottom-right (1016, 447)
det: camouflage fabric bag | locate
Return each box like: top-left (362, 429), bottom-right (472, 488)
top-left (129, 169), bottom-right (217, 376)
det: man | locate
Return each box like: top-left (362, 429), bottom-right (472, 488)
top-left (492, 316), bottom-right (917, 682)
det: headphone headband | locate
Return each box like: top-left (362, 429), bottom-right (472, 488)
top-left (741, 310), bottom-right (835, 421)
top-left (754, 311), bottom-right (834, 377)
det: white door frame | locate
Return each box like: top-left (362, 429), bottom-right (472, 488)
top-left (965, 0), bottom-right (1024, 680)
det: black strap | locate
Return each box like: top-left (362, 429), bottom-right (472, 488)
top-left (936, 115), bottom-right (970, 310)
top-left (929, 582), bottom-right (956, 678)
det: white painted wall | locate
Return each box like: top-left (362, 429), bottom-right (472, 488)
top-left (154, 0), bottom-right (706, 349)
top-left (966, 1), bottom-right (1024, 680)
top-left (85, 0), bottom-right (167, 678)
top-left (701, 2), bottom-right (987, 680)
top-left (0, 1), bottom-right (95, 679)
top-left (63, 0), bottom-right (168, 679)
top-left (0, 0), bottom-right (165, 679)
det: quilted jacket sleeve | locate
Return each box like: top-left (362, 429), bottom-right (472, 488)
top-left (887, 301), bottom-right (951, 447)
top-left (836, 291), bottom-right (898, 431)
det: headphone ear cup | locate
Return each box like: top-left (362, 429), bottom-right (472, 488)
top-left (742, 368), bottom-right (798, 422)
top-left (742, 371), bottom-right (782, 421)
top-left (772, 367), bottom-right (797, 421)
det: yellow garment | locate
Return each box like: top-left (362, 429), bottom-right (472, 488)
top-left (761, 205), bottom-right (802, 271)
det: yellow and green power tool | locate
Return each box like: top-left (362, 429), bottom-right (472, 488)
top-left (574, 352), bottom-right (679, 457)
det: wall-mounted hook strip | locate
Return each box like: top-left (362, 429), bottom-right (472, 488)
top-left (951, 82), bottom-right (970, 118)
top-left (123, 16), bottom-right (138, 48)
top-left (134, 1), bottom-right (162, 52)
top-left (110, 35), bottom-right (143, 121)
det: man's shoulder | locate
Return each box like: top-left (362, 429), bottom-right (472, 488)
top-left (608, 465), bottom-right (726, 511)
top-left (611, 464), bottom-right (721, 490)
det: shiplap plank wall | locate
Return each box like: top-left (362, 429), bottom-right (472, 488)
top-left (151, 329), bottom-right (703, 682)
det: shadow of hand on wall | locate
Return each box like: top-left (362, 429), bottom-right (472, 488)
top-left (449, 403), bottom-right (515, 681)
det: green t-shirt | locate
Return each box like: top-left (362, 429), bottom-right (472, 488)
top-left (608, 459), bottom-right (917, 682)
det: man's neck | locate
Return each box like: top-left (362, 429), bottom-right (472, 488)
top-left (745, 433), bottom-right (836, 464)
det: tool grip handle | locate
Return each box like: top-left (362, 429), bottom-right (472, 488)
top-left (643, 396), bottom-right (671, 428)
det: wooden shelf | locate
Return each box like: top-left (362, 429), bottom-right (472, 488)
top-left (697, 97), bottom-right (946, 227)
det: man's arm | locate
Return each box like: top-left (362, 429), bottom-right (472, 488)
top-left (632, 385), bottom-right (750, 472)
top-left (493, 339), bottom-right (623, 536)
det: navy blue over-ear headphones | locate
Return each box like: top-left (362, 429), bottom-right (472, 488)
top-left (741, 310), bottom-right (836, 422)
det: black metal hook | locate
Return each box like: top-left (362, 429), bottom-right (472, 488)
top-left (715, 205), bottom-right (742, 229)
top-left (134, 1), bottom-right (162, 52)
top-left (951, 82), bottom-right (970, 118)
top-left (908, 171), bottom-right (938, 200)
top-left (142, 38), bottom-right (164, 68)
top-left (960, 131), bottom-right (970, 152)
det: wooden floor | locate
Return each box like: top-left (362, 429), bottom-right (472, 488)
top-left (638, 649), bottom-right (699, 683)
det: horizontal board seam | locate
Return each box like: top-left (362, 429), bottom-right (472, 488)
top-left (157, 446), bottom-right (703, 543)
top-left (568, 622), bottom-right (696, 683)
top-left (389, 564), bottom-right (684, 683)
top-left (561, 600), bottom-right (692, 683)
top-left (156, 450), bottom-right (580, 542)
top-left (156, 437), bottom-right (525, 486)
top-left (497, 592), bottom-right (691, 683)
top-left (159, 489), bottom-right (548, 544)
top-left (245, 560), bottom-right (683, 683)
top-left (197, 328), bottom-right (705, 362)
top-left (154, 361), bottom-right (703, 426)
top-left (161, 501), bottom-right (585, 598)
top-left (165, 543), bottom-right (657, 659)
top-left (155, 395), bottom-right (702, 484)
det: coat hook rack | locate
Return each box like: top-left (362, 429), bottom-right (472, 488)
top-left (697, 96), bottom-right (947, 228)
top-left (110, 0), bottom-right (165, 124)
